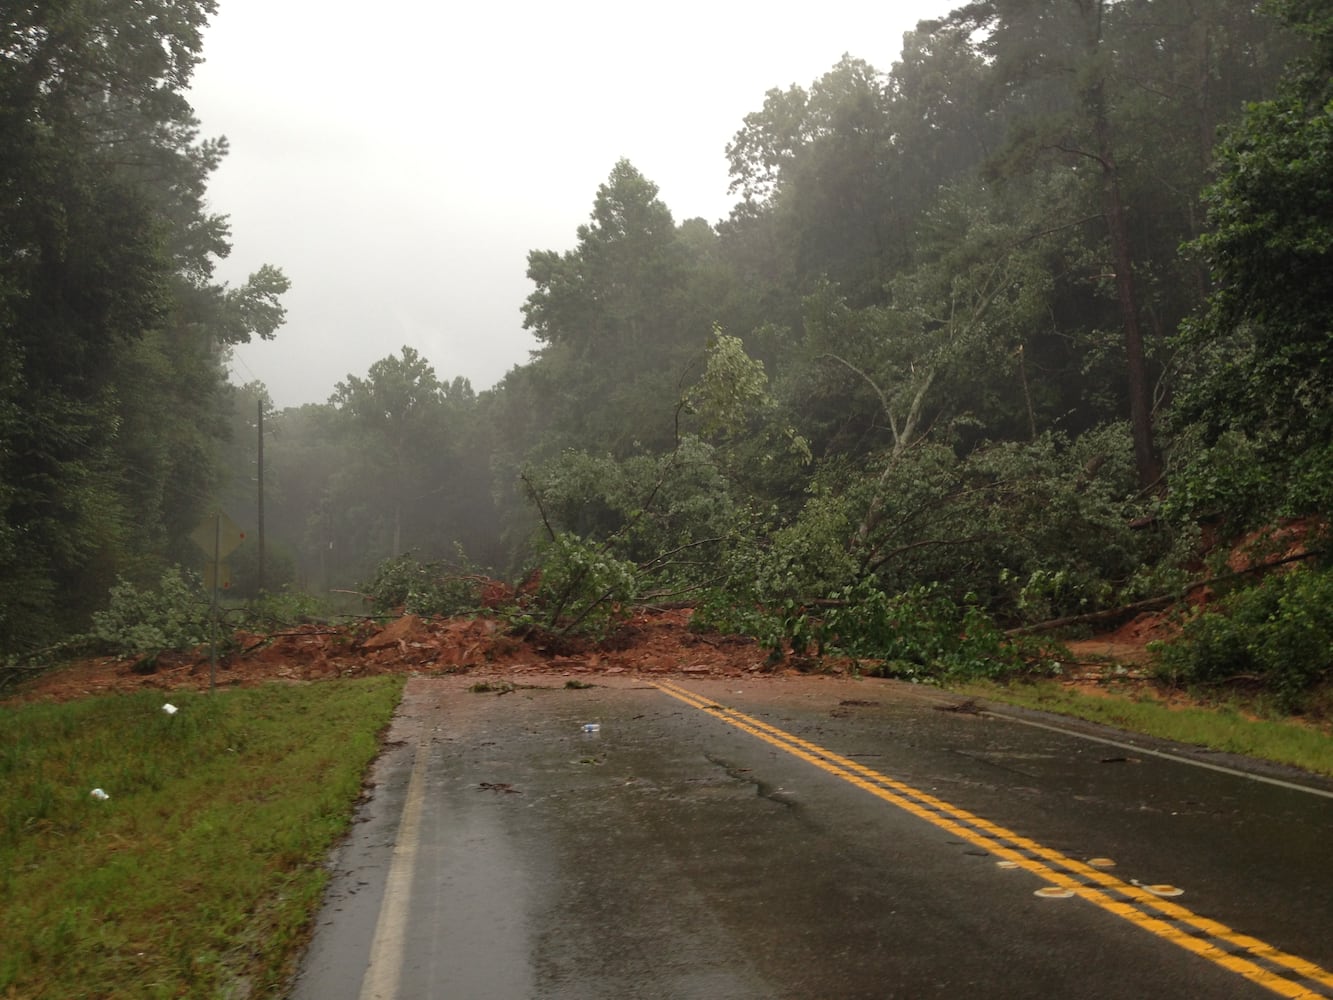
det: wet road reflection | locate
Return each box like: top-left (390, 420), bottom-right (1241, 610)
top-left (291, 675), bottom-right (1333, 1000)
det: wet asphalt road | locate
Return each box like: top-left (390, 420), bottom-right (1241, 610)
top-left (289, 675), bottom-right (1333, 1000)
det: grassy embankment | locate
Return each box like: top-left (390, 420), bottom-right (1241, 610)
top-left (963, 679), bottom-right (1333, 777)
top-left (0, 676), bottom-right (404, 999)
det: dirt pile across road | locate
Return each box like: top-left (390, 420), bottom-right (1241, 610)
top-left (6, 608), bottom-right (794, 703)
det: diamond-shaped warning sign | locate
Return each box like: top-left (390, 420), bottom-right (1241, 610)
top-left (191, 511), bottom-right (246, 560)
top-left (202, 560), bottom-right (232, 591)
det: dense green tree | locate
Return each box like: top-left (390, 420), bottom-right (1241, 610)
top-left (888, 25), bottom-right (1001, 209)
top-left (929, 0), bottom-right (1163, 486)
top-left (327, 347), bottom-right (451, 562)
top-left (726, 57), bottom-right (909, 307)
top-left (0, 0), bottom-right (289, 650)
top-left (909, 0), bottom-right (1302, 489)
top-left (1172, 0), bottom-right (1333, 524)
top-left (520, 160), bottom-right (712, 456)
top-left (225, 355), bottom-right (509, 596)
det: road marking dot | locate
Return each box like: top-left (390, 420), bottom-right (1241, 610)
top-left (1035, 887), bottom-right (1075, 899)
top-left (996, 860), bottom-right (1019, 869)
top-left (1088, 857), bottom-right (1117, 868)
top-left (1144, 884), bottom-right (1184, 897)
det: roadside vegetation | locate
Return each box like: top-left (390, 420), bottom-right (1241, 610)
top-left (964, 679), bottom-right (1333, 778)
top-left (0, 678), bottom-right (402, 999)
top-left (1150, 566), bottom-right (1333, 712)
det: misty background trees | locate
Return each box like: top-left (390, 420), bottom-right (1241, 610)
top-left (2, 0), bottom-right (1329, 694)
top-left (0, 0), bottom-right (287, 648)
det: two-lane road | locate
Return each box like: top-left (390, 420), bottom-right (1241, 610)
top-left (290, 674), bottom-right (1333, 999)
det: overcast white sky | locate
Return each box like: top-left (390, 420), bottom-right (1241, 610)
top-left (188, 1), bottom-right (949, 409)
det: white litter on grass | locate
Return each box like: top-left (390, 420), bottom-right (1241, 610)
top-left (90, 788), bottom-right (109, 801)
top-left (162, 703), bottom-right (178, 715)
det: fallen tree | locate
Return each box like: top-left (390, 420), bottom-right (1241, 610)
top-left (1008, 548), bottom-right (1323, 636)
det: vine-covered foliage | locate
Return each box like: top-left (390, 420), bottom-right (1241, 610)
top-left (1152, 567), bottom-right (1333, 710)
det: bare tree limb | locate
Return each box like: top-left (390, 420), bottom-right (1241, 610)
top-left (1008, 549), bottom-right (1324, 636)
top-left (520, 472), bottom-right (558, 543)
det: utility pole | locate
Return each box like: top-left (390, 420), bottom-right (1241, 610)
top-left (257, 399), bottom-right (266, 595)
top-left (210, 510), bottom-right (220, 693)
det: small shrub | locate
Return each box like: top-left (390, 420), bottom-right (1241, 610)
top-left (821, 582), bottom-right (1041, 682)
top-left (88, 568), bottom-right (211, 659)
top-left (240, 586), bottom-right (328, 630)
top-left (1151, 567), bottom-right (1333, 709)
top-left (364, 552), bottom-right (485, 617)
top-left (691, 589), bottom-right (790, 654)
top-left (525, 532), bottom-right (639, 639)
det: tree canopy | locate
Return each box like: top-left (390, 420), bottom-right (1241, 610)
top-left (0, 0), bottom-right (288, 649)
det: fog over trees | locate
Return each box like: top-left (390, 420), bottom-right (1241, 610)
top-left (2, 0), bottom-right (1329, 700)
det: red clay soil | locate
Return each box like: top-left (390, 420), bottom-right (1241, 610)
top-left (10, 519), bottom-right (1325, 707)
top-left (1056, 518), bottom-right (1327, 681)
top-left (4, 608), bottom-right (805, 704)
top-left (1061, 610), bottom-right (1178, 673)
top-left (7, 603), bottom-right (1167, 707)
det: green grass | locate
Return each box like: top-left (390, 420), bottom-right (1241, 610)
top-left (961, 679), bottom-right (1333, 777)
top-left (0, 677), bottom-right (404, 999)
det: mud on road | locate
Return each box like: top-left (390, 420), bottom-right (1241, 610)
top-left (4, 603), bottom-right (1180, 708)
top-left (6, 608), bottom-right (785, 703)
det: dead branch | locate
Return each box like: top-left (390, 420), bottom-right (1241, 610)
top-left (1008, 548), bottom-right (1323, 636)
top-left (519, 473), bottom-right (558, 543)
top-left (864, 534), bottom-right (993, 576)
top-left (636, 536), bottom-right (728, 572)
top-left (1006, 595), bottom-right (1177, 635)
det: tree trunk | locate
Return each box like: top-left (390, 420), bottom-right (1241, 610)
top-left (1083, 15), bottom-right (1162, 490)
top-left (1101, 156), bottom-right (1161, 489)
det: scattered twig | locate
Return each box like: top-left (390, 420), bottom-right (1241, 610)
top-left (934, 698), bottom-right (982, 714)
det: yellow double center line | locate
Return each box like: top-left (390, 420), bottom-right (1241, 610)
top-left (657, 681), bottom-right (1333, 1000)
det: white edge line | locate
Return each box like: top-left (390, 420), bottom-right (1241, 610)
top-left (358, 741), bottom-right (431, 1000)
top-left (988, 710), bottom-right (1333, 800)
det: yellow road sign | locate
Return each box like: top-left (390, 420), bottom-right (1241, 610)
top-left (191, 511), bottom-right (246, 560)
top-left (202, 561), bottom-right (232, 591)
